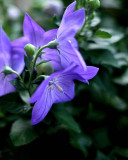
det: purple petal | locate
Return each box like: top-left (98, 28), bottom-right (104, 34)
top-left (0, 26), bottom-right (11, 70)
top-left (30, 63), bottom-right (79, 103)
top-left (11, 37), bottom-right (27, 74)
top-left (0, 73), bottom-right (15, 96)
top-left (11, 36), bottom-right (28, 49)
top-left (23, 13), bottom-right (45, 48)
top-left (32, 78), bottom-right (74, 125)
top-left (58, 40), bottom-right (86, 71)
top-left (80, 66), bottom-right (99, 81)
top-left (41, 29), bottom-right (58, 46)
top-left (62, 1), bottom-right (76, 17)
top-left (30, 74), bottom-right (51, 103)
top-left (53, 75), bottom-right (75, 103)
top-left (11, 48), bottom-right (25, 75)
top-left (31, 64), bottom-right (76, 125)
top-left (57, 2), bottom-right (85, 41)
top-left (69, 37), bottom-right (78, 49)
top-left (41, 48), bottom-right (62, 71)
top-left (31, 88), bottom-right (52, 125)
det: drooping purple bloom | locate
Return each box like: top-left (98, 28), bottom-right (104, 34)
top-left (0, 26), bottom-right (26, 96)
top-left (30, 63), bottom-right (99, 125)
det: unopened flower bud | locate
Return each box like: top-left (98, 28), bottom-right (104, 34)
top-left (47, 39), bottom-right (58, 49)
top-left (88, 0), bottom-right (100, 10)
top-left (2, 65), bottom-right (15, 75)
top-left (24, 43), bottom-right (36, 58)
top-left (36, 62), bottom-right (54, 75)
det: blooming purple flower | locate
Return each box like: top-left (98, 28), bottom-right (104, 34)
top-left (23, 1), bottom-right (86, 71)
top-left (0, 26), bottom-right (26, 96)
top-left (51, 1), bottom-right (86, 70)
top-left (30, 63), bottom-right (99, 125)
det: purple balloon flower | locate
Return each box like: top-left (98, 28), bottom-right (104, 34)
top-left (30, 63), bottom-right (99, 125)
top-left (0, 26), bottom-right (26, 96)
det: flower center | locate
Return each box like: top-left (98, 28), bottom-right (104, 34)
top-left (48, 75), bottom-right (64, 93)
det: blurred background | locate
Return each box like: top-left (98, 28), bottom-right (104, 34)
top-left (0, 0), bottom-right (128, 159)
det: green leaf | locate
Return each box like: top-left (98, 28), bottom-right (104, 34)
top-left (19, 90), bottom-right (30, 104)
top-left (98, 51), bottom-right (119, 68)
top-left (90, 77), bottom-right (127, 111)
top-left (24, 55), bottom-right (31, 69)
top-left (95, 151), bottom-right (111, 160)
top-left (93, 128), bottom-right (111, 148)
top-left (54, 107), bottom-right (81, 133)
top-left (10, 119), bottom-right (38, 146)
top-left (83, 48), bottom-right (128, 68)
top-left (10, 79), bottom-right (24, 90)
top-left (90, 17), bottom-right (101, 27)
top-left (89, 50), bottom-right (120, 68)
top-left (113, 69), bottom-right (128, 85)
top-left (0, 92), bottom-right (31, 114)
top-left (101, 0), bottom-right (121, 9)
top-left (93, 29), bottom-right (124, 44)
top-left (113, 147), bottom-right (128, 158)
top-left (94, 30), bottom-right (112, 39)
top-left (70, 132), bottom-right (92, 157)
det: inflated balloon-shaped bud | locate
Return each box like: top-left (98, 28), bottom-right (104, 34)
top-left (24, 43), bottom-right (36, 58)
top-left (36, 62), bottom-right (54, 75)
top-left (88, 0), bottom-right (100, 10)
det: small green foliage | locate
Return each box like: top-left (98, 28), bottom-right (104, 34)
top-left (10, 79), bottom-right (24, 90)
top-left (113, 68), bottom-right (128, 85)
top-left (54, 107), bottom-right (81, 133)
top-left (95, 151), bottom-right (111, 160)
top-left (70, 132), bottom-right (92, 157)
top-left (10, 119), bottom-right (38, 146)
top-left (94, 30), bottom-right (112, 39)
top-left (0, 92), bottom-right (31, 114)
top-left (24, 55), bottom-right (31, 70)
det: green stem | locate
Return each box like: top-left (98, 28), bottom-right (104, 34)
top-left (12, 71), bottom-right (28, 90)
top-left (13, 71), bottom-right (23, 82)
top-left (32, 75), bottom-right (49, 83)
top-left (28, 43), bottom-right (50, 89)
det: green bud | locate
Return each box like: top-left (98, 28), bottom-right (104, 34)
top-left (24, 43), bottom-right (36, 58)
top-left (88, 0), bottom-right (100, 10)
top-left (2, 65), bottom-right (15, 75)
top-left (47, 39), bottom-right (58, 49)
top-left (36, 62), bottom-right (54, 75)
